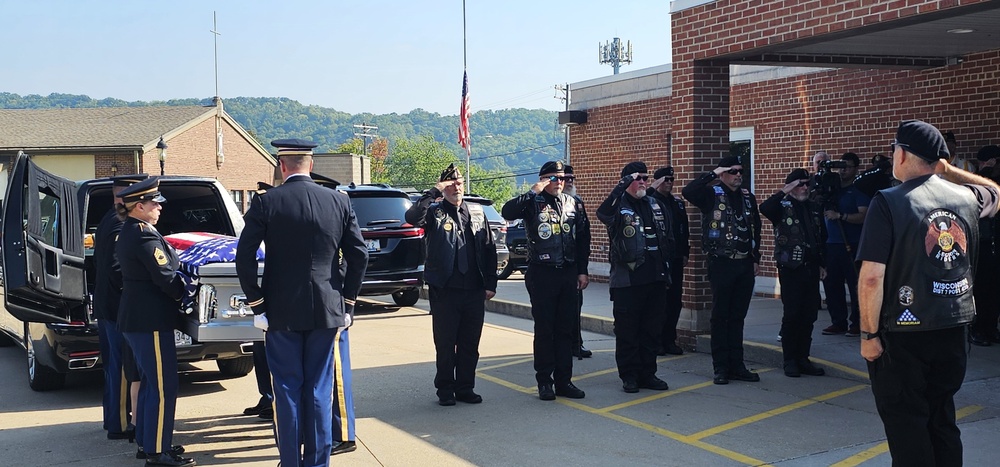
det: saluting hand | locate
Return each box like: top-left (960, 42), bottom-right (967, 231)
top-left (650, 176), bottom-right (666, 190)
top-left (531, 178), bottom-right (551, 194)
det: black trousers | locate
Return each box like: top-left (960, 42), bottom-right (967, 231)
top-left (867, 326), bottom-right (966, 467)
top-left (252, 340), bottom-right (273, 404)
top-left (429, 286), bottom-right (486, 395)
top-left (613, 281), bottom-right (668, 381)
top-left (707, 256), bottom-right (755, 374)
top-left (823, 243), bottom-right (860, 328)
top-left (661, 257), bottom-right (685, 348)
top-left (525, 264), bottom-right (578, 386)
top-left (778, 264), bottom-right (820, 362)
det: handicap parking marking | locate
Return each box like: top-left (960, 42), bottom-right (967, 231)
top-left (829, 404), bottom-right (983, 467)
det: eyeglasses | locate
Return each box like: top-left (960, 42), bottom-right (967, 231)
top-left (726, 169), bottom-right (744, 175)
top-left (795, 180), bottom-right (810, 187)
top-left (662, 177), bottom-right (675, 182)
top-left (546, 175), bottom-right (574, 182)
top-left (634, 175), bottom-right (650, 182)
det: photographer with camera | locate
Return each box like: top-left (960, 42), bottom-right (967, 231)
top-left (817, 152), bottom-right (870, 337)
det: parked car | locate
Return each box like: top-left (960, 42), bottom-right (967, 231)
top-left (500, 218), bottom-right (528, 279)
top-left (464, 195), bottom-right (509, 278)
top-left (0, 152), bottom-right (261, 391)
top-left (333, 183), bottom-right (426, 307)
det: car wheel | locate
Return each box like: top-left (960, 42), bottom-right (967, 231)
top-left (217, 356), bottom-right (254, 377)
top-left (392, 288), bottom-right (420, 307)
top-left (497, 261), bottom-right (515, 280)
top-left (25, 325), bottom-right (66, 391)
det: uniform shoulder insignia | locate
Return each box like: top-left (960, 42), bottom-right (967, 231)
top-left (154, 247), bottom-right (168, 266)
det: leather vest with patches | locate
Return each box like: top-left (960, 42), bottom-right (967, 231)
top-left (424, 202), bottom-right (487, 287)
top-left (611, 195), bottom-right (670, 266)
top-left (773, 198), bottom-right (823, 269)
top-left (526, 193), bottom-right (577, 266)
top-left (880, 175), bottom-right (980, 332)
top-left (702, 185), bottom-right (755, 257)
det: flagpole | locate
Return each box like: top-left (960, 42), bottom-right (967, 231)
top-left (463, 0), bottom-right (471, 191)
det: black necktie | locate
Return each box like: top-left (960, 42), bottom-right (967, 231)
top-left (456, 206), bottom-right (468, 274)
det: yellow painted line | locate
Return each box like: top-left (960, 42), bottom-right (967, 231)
top-left (744, 341), bottom-right (871, 380)
top-left (476, 372), bottom-right (535, 395)
top-left (598, 380), bottom-right (717, 413)
top-left (483, 322), bottom-right (535, 337)
top-left (830, 404), bottom-right (983, 467)
top-left (573, 354), bottom-right (690, 381)
top-left (477, 357), bottom-right (534, 371)
top-left (687, 384), bottom-right (868, 441)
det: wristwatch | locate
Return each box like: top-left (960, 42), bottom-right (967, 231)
top-left (861, 330), bottom-right (880, 340)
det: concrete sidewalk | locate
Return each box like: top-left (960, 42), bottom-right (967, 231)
top-left (485, 274), bottom-right (1000, 383)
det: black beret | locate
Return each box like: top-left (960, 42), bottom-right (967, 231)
top-left (717, 155), bottom-right (742, 168)
top-left (653, 166), bottom-right (674, 179)
top-left (895, 120), bottom-right (949, 162)
top-left (977, 145), bottom-right (1000, 162)
top-left (784, 168), bottom-right (810, 184)
top-left (118, 177), bottom-right (166, 204)
top-left (539, 161), bottom-right (565, 176)
top-left (620, 161), bottom-right (648, 178)
top-left (439, 163), bottom-right (463, 182)
top-left (271, 138), bottom-right (318, 157)
top-left (110, 173), bottom-right (149, 188)
top-left (564, 164), bottom-right (574, 175)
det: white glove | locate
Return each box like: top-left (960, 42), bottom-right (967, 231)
top-left (253, 313), bottom-right (269, 331)
top-left (344, 313), bottom-right (353, 328)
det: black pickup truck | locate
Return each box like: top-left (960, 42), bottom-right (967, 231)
top-left (498, 219), bottom-right (527, 279)
top-left (0, 152), bottom-right (262, 390)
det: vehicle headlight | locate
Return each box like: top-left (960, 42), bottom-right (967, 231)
top-left (197, 284), bottom-right (217, 324)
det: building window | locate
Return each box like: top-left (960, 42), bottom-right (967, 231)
top-left (730, 127), bottom-right (754, 192)
top-left (231, 189), bottom-right (244, 214)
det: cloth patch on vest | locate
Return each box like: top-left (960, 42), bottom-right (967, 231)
top-left (898, 286), bottom-right (914, 306)
top-left (924, 209), bottom-right (969, 270)
top-left (537, 223), bottom-right (552, 239)
top-left (154, 247), bottom-right (168, 266)
top-left (896, 309), bottom-right (921, 326)
top-left (932, 278), bottom-right (970, 296)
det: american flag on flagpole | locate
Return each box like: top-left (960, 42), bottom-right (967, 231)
top-left (458, 70), bottom-right (471, 155)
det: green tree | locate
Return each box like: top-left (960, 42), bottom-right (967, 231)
top-left (336, 138), bottom-right (364, 154)
top-left (383, 136), bottom-right (454, 191)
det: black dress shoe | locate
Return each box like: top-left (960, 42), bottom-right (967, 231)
top-left (662, 344), bottom-right (684, 355)
top-left (438, 393), bottom-right (457, 406)
top-left (969, 331), bottom-right (992, 347)
top-left (538, 384), bottom-right (556, 401)
top-left (243, 397), bottom-right (270, 416)
top-left (555, 382), bottom-right (585, 399)
top-left (138, 445), bottom-right (186, 460)
top-left (257, 407), bottom-right (274, 420)
top-left (572, 346), bottom-right (593, 359)
top-left (455, 391), bottom-right (483, 404)
top-left (713, 372), bottom-right (729, 385)
top-left (144, 451), bottom-right (195, 466)
top-left (331, 440), bottom-right (357, 456)
top-left (638, 376), bottom-right (669, 391)
top-left (797, 359), bottom-right (826, 376)
top-left (783, 360), bottom-right (801, 377)
top-left (730, 368), bottom-right (761, 382)
top-left (622, 379), bottom-right (640, 393)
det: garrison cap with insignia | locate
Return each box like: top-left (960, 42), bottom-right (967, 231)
top-left (118, 177), bottom-right (166, 204)
top-left (111, 173), bottom-right (149, 188)
top-left (271, 138), bottom-right (318, 157)
top-left (539, 161), bottom-right (565, 176)
top-left (439, 163), bottom-right (463, 182)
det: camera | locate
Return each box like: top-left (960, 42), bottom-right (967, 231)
top-left (811, 160), bottom-right (845, 206)
top-left (818, 159), bottom-right (849, 170)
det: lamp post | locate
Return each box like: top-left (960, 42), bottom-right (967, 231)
top-left (156, 136), bottom-right (168, 176)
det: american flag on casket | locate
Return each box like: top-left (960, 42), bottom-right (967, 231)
top-left (164, 232), bottom-right (265, 277)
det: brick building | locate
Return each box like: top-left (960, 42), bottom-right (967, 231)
top-left (567, 0), bottom-right (1000, 342)
top-left (0, 101), bottom-right (275, 213)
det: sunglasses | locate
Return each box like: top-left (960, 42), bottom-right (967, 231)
top-left (662, 177), bottom-right (675, 182)
top-left (633, 175), bottom-right (650, 182)
top-left (795, 180), bottom-right (810, 187)
top-left (546, 175), bottom-right (574, 182)
top-left (726, 169), bottom-right (744, 175)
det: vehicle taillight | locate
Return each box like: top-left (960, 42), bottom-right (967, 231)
top-left (363, 226), bottom-right (424, 238)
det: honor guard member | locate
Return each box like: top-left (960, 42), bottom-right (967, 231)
top-left (759, 168), bottom-right (828, 378)
top-left (597, 161), bottom-right (674, 394)
top-left (649, 166), bottom-right (690, 356)
top-left (405, 163), bottom-right (498, 406)
top-left (115, 177), bottom-right (195, 467)
top-left (858, 120), bottom-right (1000, 466)
top-left (563, 164), bottom-right (594, 359)
top-left (236, 139), bottom-right (368, 467)
top-left (682, 155), bottom-right (763, 385)
top-left (243, 183), bottom-right (275, 420)
top-left (331, 237), bottom-right (358, 456)
top-left (502, 161), bottom-right (590, 401)
top-left (95, 174), bottom-right (146, 441)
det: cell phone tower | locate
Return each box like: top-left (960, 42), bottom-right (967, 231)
top-left (599, 37), bottom-right (632, 75)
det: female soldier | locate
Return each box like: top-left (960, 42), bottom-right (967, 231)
top-left (115, 178), bottom-right (195, 467)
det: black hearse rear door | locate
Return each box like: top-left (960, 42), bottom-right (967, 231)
top-left (1, 152), bottom-right (86, 323)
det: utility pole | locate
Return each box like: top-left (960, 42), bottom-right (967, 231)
top-left (599, 37), bottom-right (632, 75)
top-left (353, 123), bottom-right (379, 155)
top-left (554, 84), bottom-right (570, 163)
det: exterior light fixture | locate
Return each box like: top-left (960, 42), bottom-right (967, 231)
top-left (156, 136), bottom-right (168, 176)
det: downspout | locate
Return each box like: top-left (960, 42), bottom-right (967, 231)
top-left (133, 150), bottom-right (140, 174)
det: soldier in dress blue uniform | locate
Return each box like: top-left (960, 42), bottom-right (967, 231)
top-left (405, 163), bottom-right (498, 406)
top-left (502, 161), bottom-right (590, 401)
top-left (116, 177), bottom-right (195, 467)
top-left (236, 139), bottom-right (368, 467)
top-left (95, 174), bottom-right (146, 441)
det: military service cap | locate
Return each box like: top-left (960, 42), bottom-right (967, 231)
top-left (440, 163), bottom-right (463, 182)
top-left (271, 139), bottom-right (318, 157)
top-left (118, 177), bottom-right (166, 204)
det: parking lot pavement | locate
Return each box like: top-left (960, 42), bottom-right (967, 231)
top-left (1, 294), bottom-right (999, 466)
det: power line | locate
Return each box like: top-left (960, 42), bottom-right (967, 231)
top-left (468, 142), bottom-right (563, 162)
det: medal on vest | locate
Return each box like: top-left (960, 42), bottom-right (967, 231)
top-left (538, 223), bottom-right (552, 239)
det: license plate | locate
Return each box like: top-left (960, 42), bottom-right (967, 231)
top-left (366, 239), bottom-right (380, 252)
top-left (174, 330), bottom-right (193, 346)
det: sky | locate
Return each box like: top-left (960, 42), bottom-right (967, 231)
top-left (0, 0), bottom-right (672, 115)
